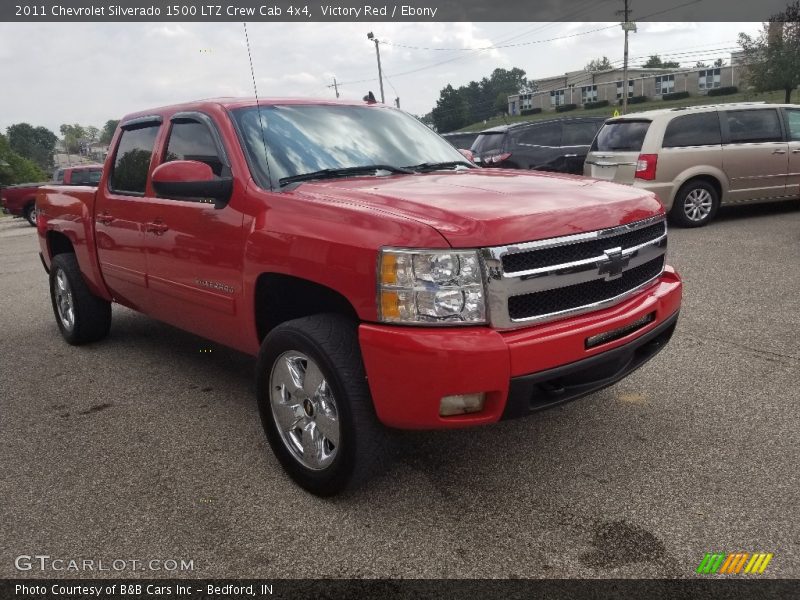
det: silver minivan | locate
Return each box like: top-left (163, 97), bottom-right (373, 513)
top-left (584, 103), bottom-right (800, 226)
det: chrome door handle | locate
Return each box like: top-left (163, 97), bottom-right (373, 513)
top-left (772, 149), bottom-right (787, 154)
top-left (792, 149), bottom-right (800, 154)
top-left (96, 212), bottom-right (114, 225)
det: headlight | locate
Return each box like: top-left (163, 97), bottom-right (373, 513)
top-left (378, 249), bottom-right (486, 324)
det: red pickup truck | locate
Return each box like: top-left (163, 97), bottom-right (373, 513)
top-left (36, 98), bottom-right (681, 495)
top-left (1, 165), bottom-right (103, 226)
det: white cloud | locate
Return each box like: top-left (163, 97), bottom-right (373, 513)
top-left (0, 21), bottom-right (760, 133)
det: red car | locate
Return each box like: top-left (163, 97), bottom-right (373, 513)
top-left (1, 165), bottom-right (102, 226)
top-left (36, 97), bottom-right (681, 495)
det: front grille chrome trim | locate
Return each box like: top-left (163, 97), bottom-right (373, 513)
top-left (481, 216), bottom-right (667, 329)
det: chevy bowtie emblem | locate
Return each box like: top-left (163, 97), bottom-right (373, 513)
top-left (598, 247), bottom-right (630, 281)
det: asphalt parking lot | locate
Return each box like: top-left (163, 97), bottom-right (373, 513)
top-left (1, 201), bottom-right (798, 580)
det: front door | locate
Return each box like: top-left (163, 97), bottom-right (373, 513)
top-left (140, 114), bottom-right (247, 349)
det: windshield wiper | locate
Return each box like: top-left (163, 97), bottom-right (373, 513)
top-left (406, 161), bottom-right (473, 172)
top-left (279, 164), bottom-right (413, 186)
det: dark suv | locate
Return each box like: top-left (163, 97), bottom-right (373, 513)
top-left (471, 117), bottom-right (606, 174)
top-left (440, 131), bottom-right (480, 150)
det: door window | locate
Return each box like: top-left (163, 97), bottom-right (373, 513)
top-left (562, 122), bottom-right (602, 146)
top-left (164, 119), bottom-right (226, 176)
top-left (786, 109), bottom-right (800, 141)
top-left (109, 125), bottom-right (160, 195)
top-left (724, 110), bottom-right (783, 144)
top-left (662, 112), bottom-right (722, 147)
top-left (517, 123), bottom-right (561, 147)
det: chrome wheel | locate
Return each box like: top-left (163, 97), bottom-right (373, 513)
top-left (683, 188), bottom-right (713, 222)
top-left (269, 351), bottom-right (340, 471)
top-left (54, 269), bottom-right (75, 331)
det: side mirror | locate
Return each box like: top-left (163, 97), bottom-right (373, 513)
top-left (458, 148), bottom-right (475, 163)
top-left (151, 160), bottom-right (232, 209)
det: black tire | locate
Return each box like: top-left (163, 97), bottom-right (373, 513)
top-left (24, 203), bottom-right (37, 227)
top-left (49, 253), bottom-right (111, 345)
top-left (669, 180), bottom-right (720, 228)
top-left (256, 314), bottom-right (386, 496)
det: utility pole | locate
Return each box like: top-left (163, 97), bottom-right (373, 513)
top-left (395, 97), bottom-right (400, 108)
top-left (619, 0), bottom-right (636, 115)
top-left (367, 32), bottom-right (385, 104)
top-left (333, 77), bottom-right (339, 98)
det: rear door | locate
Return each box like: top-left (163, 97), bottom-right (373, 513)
top-left (139, 112), bottom-right (247, 347)
top-left (720, 108), bottom-right (788, 202)
top-left (784, 107), bottom-right (800, 198)
top-left (584, 119), bottom-right (651, 183)
top-left (94, 118), bottom-right (162, 310)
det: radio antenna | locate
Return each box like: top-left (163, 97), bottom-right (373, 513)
top-left (243, 22), bottom-right (273, 188)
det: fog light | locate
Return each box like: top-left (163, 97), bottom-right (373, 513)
top-left (439, 393), bottom-right (485, 417)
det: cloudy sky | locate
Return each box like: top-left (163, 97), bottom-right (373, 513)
top-left (0, 21), bottom-right (761, 135)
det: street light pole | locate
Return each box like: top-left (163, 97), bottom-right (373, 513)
top-left (367, 32), bottom-right (385, 104)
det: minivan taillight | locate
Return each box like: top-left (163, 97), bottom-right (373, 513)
top-left (487, 152), bottom-right (512, 164)
top-left (635, 154), bottom-right (658, 180)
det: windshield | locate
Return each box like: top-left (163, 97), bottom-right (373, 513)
top-left (232, 104), bottom-right (468, 187)
top-left (591, 120), bottom-right (651, 152)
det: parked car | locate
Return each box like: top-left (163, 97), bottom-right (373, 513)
top-left (53, 163), bottom-right (104, 186)
top-left (470, 117), bottom-right (606, 174)
top-left (0, 165), bottom-right (104, 227)
top-left (441, 131), bottom-right (480, 150)
top-left (1, 182), bottom-right (48, 225)
top-left (37, 97), bottom-right (681, 495)
top-left (584, 103), bottom-right (800, 227)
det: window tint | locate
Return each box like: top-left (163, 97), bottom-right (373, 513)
top-left (591, 121), bottom-right (650, 152)
top-left (164, 120), bottom-right (225, 176)
top-left (110, 125), bottom-right (159, 195)
top-left (471, 132), bottom-right (506, 154)
top-left (786, 109), bottom-right (800, 141)
top-left (517, 123), bottom-right (561, 146)
top-left (725, 110), bottom-right (782, 144)
top-left (71, 170), bottom-right (89, 185)
top-left (662, 112), bottom-right (722, 147)
top-left (53, 169), bottom-right (64, 183)
top-left (562, 122), bottom-right (602, 146)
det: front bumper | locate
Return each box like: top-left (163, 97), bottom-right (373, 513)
top-left (359, 266), bottom-right (682, 429)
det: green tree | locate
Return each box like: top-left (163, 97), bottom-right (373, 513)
top-left (6, 123), bottom-right (57, 170)
top-left (431, 84), bottom-right (470, 132)
top-left (713, 58), bottom-right (726, 67)
top-left (643, 55), bottom-right (681, 69)
top-left (100, 120), bottom-right (120, 145)
top-left (585, 56), bottom-right (613, 72)
top-left (430, 67), bottom-right (533, 129)
top-left (60, 123), bottom-right (86, 154)
top-left (0, 134), bottom-right (47, 186)
top-left (695, 61), bottom-right (709, 68)
top-left (85, 126), bottom-right (100, 144)
top-left (739, 3), bottom-right (800, 103)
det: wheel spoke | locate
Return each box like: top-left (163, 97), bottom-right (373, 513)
top-left (302, 360), bottom-right (325, 397)
top-left (315, 410), bottom-right (339, 447)
top-left (301, 422), bottom-right (321, 466)
top-left (272, 355), bottom-right (303, 395)
top-left (272, 395), bottom-right (302, 431)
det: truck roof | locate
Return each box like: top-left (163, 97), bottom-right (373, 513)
top-left (120, 97), bottom-right (384, 123)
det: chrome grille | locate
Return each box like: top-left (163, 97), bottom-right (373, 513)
top-left (481, 215), bottom-right (667, 329)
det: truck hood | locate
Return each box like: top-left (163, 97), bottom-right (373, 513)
top-left (294, 169), bottom-right (663, 247)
